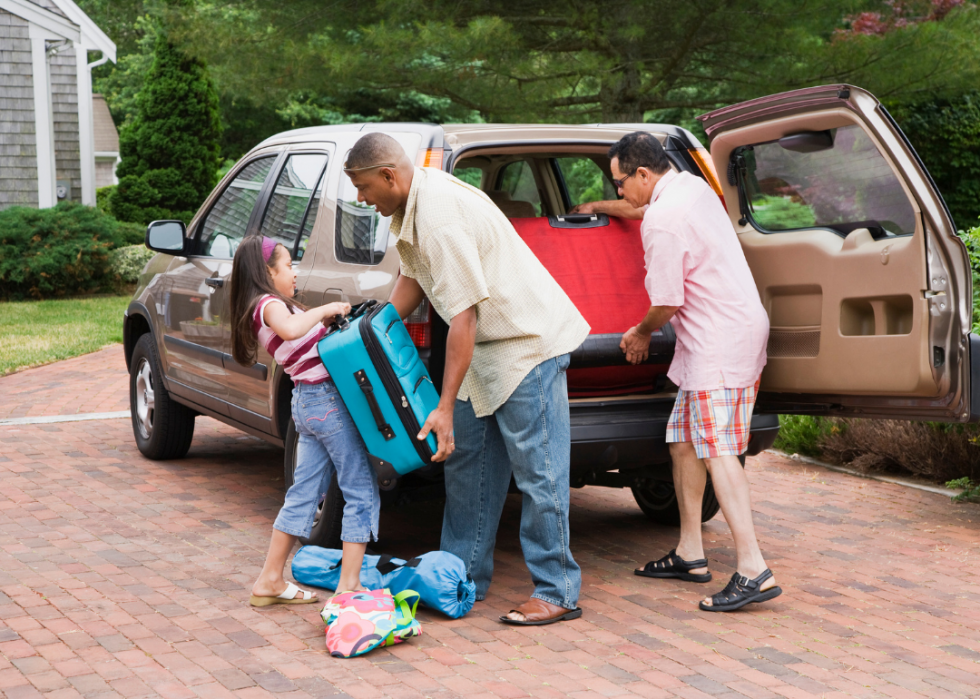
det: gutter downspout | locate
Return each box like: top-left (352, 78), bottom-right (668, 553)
top-left (77, 50), bottom-right (109, 206)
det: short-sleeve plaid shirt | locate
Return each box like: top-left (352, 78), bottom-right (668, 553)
top-left (392, 168), bottom-right (590, 417)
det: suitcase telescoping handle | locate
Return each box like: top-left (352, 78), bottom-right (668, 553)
top-left (354, 370), bottom-right (396, 440)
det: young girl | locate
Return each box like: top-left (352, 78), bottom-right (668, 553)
top-left (230, 235), bottom-right (379, 605)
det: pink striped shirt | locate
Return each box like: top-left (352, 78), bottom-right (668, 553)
top-left (253, 295), bottom-right (330, 384)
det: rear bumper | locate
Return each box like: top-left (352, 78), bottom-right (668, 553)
top-left (569, 399), bottom-right (780, 472)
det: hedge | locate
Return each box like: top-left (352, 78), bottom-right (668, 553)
top-left (0, 202), bottom-right (145, 300)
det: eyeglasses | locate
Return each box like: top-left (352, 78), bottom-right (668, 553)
top-left (343, 162), bottom-right (397, 173)
top-left (612, 171), bottom-right (634, 190)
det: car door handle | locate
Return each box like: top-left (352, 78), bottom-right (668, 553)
top-left (205, 277), bottom-right (224, 288)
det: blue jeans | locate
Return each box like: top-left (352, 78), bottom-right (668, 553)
top-left (440, 354), bottom-right (580, 609)
top-left (275, 381), bottom-right (379, 543)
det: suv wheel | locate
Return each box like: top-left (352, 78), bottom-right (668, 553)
top-left (631, 455), bottom-right (746, 526)
top-left (130, 333), bottom-right (195, 460)
top-left (283, 420), bottom-right (344, 549)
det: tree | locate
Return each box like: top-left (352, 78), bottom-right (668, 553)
top-left (174, 0), bottom-right (980, 124)
top-left (110, 35), bottom-right (222, 224)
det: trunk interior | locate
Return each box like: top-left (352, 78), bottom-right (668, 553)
top-left (451, 145), bottom-right (675, 398)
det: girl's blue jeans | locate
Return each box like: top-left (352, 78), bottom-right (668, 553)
top-left (274, 380), bottom-right (379, 543)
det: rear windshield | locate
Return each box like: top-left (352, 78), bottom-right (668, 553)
top-left (738, 124), bottom-right (916, 237)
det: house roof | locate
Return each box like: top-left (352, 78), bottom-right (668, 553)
top-left (92, 94), bottom-right (118, 153)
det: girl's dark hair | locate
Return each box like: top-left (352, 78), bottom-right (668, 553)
top-left (229, 235), bottom-right (305, 366)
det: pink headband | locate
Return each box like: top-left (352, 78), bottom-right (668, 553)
top-left (261, 236), bottom-right (277, 262)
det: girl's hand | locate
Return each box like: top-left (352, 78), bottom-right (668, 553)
top-left (322, 301), bottom-right (351, 320)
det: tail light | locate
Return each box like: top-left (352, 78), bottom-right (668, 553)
top-left (688, 148), bottom-right (727, 211)
top-left (415, 148), bottom-right (444, 169)
top-left (405, 298), bottom-right (432, 348)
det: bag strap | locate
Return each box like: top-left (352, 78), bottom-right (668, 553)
top-left (393, 590), bottom-right (421, 619)
top-left (376, 555), bottom-right (422, 576)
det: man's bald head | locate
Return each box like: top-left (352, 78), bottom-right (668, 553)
top-left (345, 132), bottom-right (412, 171)
top-left (344, 133), bottom-right (415, 217)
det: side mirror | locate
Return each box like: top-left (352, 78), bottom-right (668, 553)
top-left (146, 220), bottom-right (187, 255)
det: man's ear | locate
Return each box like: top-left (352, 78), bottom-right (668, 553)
top-left (636, 166), bottom-right (651, 182)
top-left (380, 167), bottom-right (396, 185)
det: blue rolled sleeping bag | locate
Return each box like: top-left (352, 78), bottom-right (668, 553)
top-left (291, 546), bottom-right (476, 619)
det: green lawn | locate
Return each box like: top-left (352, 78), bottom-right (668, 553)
top-left (0, 295), bottom-right (131, 376)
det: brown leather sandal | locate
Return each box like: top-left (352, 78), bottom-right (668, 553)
top-left (499, 597), bottom-right (583, 626)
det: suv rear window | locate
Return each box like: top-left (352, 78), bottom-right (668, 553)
top-left (738, 124), bottom-right (916, 237)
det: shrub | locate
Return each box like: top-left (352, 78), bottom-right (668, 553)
top-left (110, 244), bottom-right (156, 285)
top-left (96, 185), bottom-right (115, 215)
top-left (0, 203), bottom-right (135, 300)
top-left (110, 35), bottom-right (222, 226)
top-left (773, 415), bottom-right (836, 457)
top-left (821, 419), bottom-right (980, 483)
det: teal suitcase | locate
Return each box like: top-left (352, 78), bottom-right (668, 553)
top-left (316, 301), bottom-right (440, 483)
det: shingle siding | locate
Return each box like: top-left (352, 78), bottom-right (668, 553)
top-left (50, 44), bottom-right (81, 203)
top-left (0, 9), bottom-right (38, 209)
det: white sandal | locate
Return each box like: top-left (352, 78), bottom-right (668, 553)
top-left (249, 581), bottom-right (318, 607)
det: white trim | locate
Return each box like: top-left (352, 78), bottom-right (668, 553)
top-left (0, 0), bottom-right (80, 42)
top-left (30, 36), bottom-right (56, 209)
top-left (76, 42), bottom-right (96, 205)
top-left (51, 0), bottom-right (115, 61)
top-left (94, 151), bottom-right (119, 158)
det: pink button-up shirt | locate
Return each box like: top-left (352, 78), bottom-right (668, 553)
top-left (642, 170), bottom-right (769, 390)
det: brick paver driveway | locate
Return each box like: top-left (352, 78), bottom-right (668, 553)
top-left (2, 348), bottom-right (980, 699)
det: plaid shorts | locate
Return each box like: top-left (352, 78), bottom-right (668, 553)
top-left (666, 379), bottom-right (761, 459)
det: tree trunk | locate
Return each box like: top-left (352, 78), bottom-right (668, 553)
top-left (600, 61), bottom-right (643, 123)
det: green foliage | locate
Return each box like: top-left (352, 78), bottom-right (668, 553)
top-left (95, 185), bottom-right (115, 215)
top-left (0, 203), bottom-right (135, 300)
top-left (454, 168), bottom-right (482, 187)
top-left (110, 35), bottom-right (222, 225)
top-left (945, 477), bottom-right (980, 502)
top-left (751, 195), bottom-right (819, 230)
top-left (773, 415), bottom-right (837, 457)
top-left (560, 158), bottom-right (615, 206)
top-left (890, 92), bottom-right (980, 229)
top-left (173, 1), bottom-right (980, 124)
top-left (957, 225), bottom-right (980, 334)
top-left (110, 244), bottom-right (156, 284)
top-left (0, 295), bottom-right (129, 375)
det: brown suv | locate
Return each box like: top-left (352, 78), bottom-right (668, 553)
top-left (125, 85), bottom-right (978, 548)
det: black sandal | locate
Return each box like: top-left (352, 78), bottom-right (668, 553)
top-left (699, 569), bottom-right (782, 612)
top-left (634, 549), bottom-right (712, 583)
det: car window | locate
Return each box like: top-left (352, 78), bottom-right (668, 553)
top-left (497, 161), bottom-right (542, 215)
top-left (554, 157), bottom-right (617, 207)
top-left (198, 156), bottom-right (277, 258)
top-left (336, 132), bottom-right (422, 265)
top-left (453, 167), bottom-right (483, 188)
top-left (258, 153), bottom-right (328, 261)
top-left (739, 124), bottom-right (916, 237)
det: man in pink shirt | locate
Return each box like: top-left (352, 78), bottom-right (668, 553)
top-left (576, 132), bottom-right (779, 611)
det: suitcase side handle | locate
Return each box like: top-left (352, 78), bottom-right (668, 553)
top-left (354, 370), bottom-right (397, 441)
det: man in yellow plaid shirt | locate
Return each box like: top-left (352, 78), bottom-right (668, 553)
top-left (344, 133), bottom-right (590, 626)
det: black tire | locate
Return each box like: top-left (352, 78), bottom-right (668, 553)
top-left (631, 455), bottom-right (746, 526)
top-left (130, 333), bottom-right (195, 460)
top-left (283, 419), bottom-right (344, 549)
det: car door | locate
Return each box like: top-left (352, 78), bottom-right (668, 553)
top-left (219, 148), bottom-right (331, 431)
top-left (700, 84), bottom-right (975, 421)
top-left (161, 152), bottom-right (281, 413)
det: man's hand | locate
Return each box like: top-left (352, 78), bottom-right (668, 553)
top-left (419, 404), bottom-right (455, 461)
top-left (569, 202), bottom-right (598, 215)
top-left (621, 325), bottom-right (652, 365)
